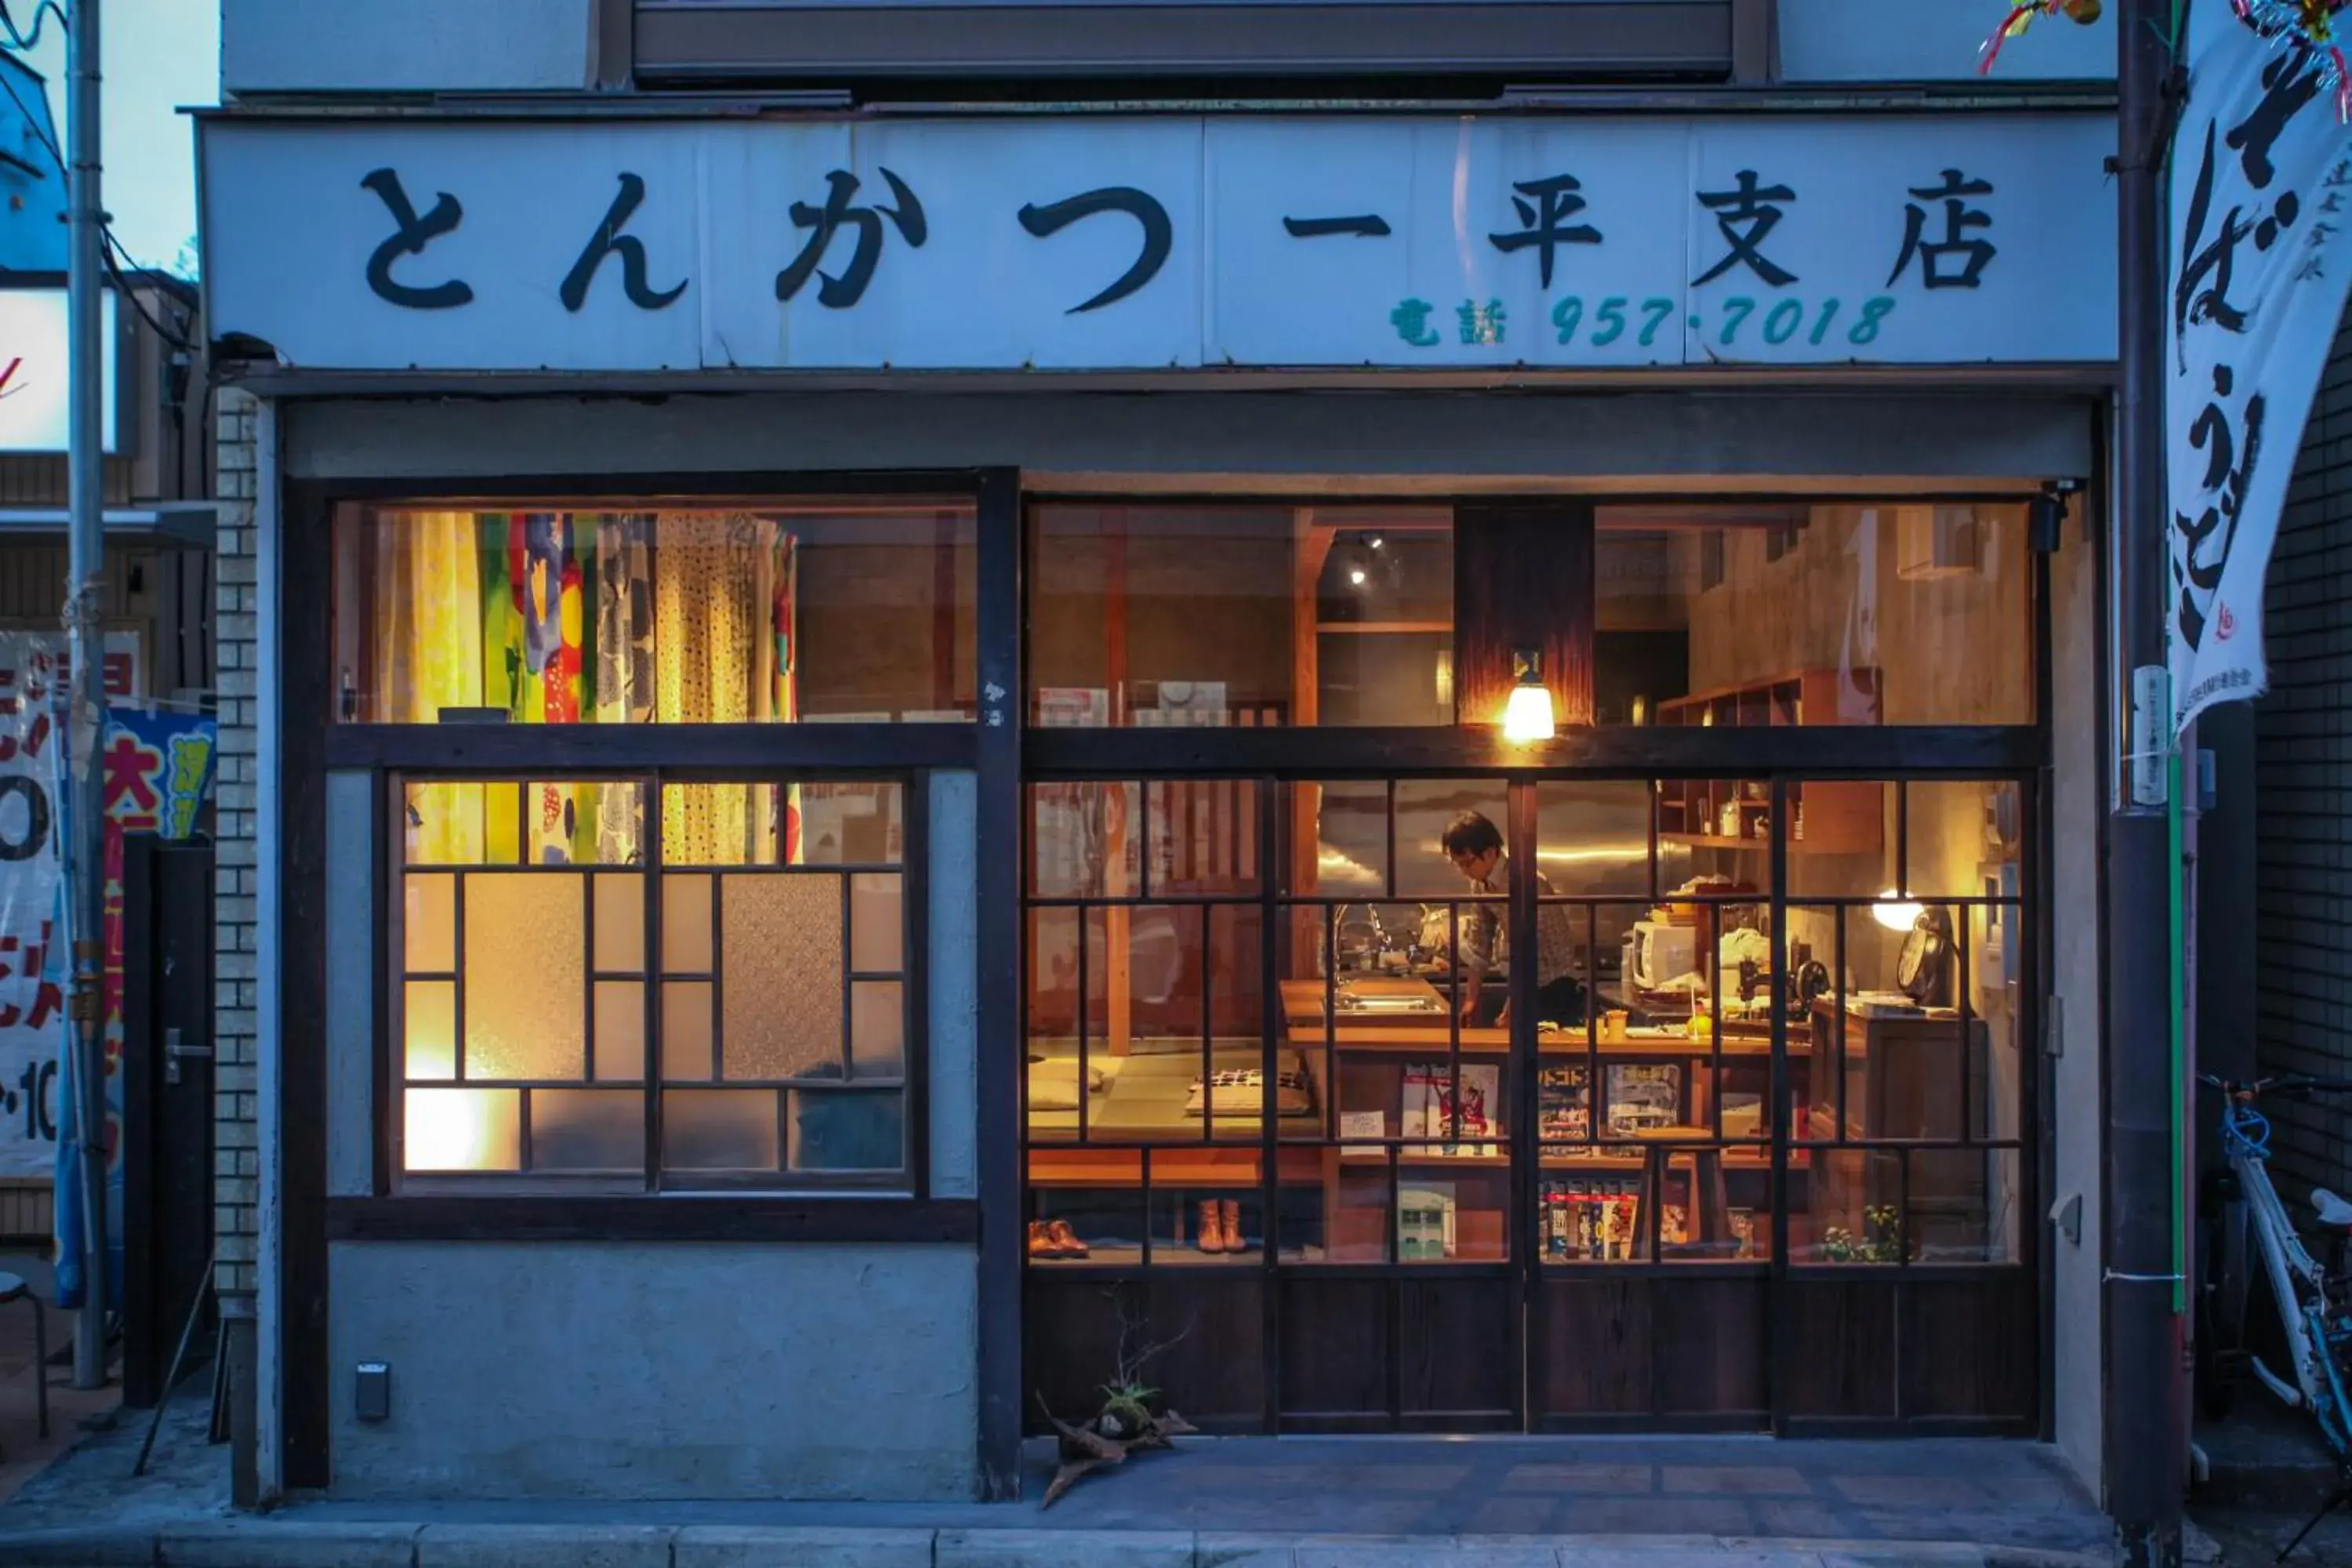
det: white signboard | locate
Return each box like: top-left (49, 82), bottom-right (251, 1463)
top-left (201, 114), bottom-right (2117, 373)
top-left (0, 292), bottom-right (120, 454)
top-left (0, 630), bottom-right (140, 1178)
top-left (2165, 12), bottom-right (2352, 735)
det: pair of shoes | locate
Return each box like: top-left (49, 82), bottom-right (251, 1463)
top-left (1027, 1219), bottom-right (1090, 1259)
top-left (1197, 1199), bottom-right (1247, 1254)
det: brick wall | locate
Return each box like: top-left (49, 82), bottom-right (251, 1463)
top-left (2254, 309), bottom-right (2352, 1200)
top-left (213, 388), bottom-right (259, 1301)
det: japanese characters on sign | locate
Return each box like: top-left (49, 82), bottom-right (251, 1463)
top-left (201, 114), bottom-right (2116, 372)
top-left (2165, 13), bottom-right (2352, 736)
top-left (0, 631), bottom-right (142, 1179)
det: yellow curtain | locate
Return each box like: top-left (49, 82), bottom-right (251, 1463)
top-left (657, 512), bottom-right (771, 863)
top-left (376, 511), bottom-right (485, 862)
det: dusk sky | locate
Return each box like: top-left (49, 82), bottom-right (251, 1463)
top-left (18, 0), bottom-right (218, 273)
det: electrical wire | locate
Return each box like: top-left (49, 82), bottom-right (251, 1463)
top-left (0, 63), bottom-right (200, 353)
top-left (0, 1), bottom-right (64, 56)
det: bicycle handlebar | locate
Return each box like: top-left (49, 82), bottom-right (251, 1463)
top-left (2199, 1073), bottom-right (2352, 1098)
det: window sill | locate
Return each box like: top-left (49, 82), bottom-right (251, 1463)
top-left (325, 1193), bottom-right (977, 1243)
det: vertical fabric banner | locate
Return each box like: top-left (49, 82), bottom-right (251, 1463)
top-left (0, 631), bottom-right (140, 1185)
top-left (2169, 7), bottom-right (2352, 734)
top-left (53, 706), bottom-right (214, 1311)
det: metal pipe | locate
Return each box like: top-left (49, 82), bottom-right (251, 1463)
top-left (2108, 0), bottom-right (2187, 1554)
top-left (66, 0), bottom-right (107, 1395)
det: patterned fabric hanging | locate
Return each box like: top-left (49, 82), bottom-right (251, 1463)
top-left (478, 514), bottom-right (526, 865)
top-left (594, 513), bottom-right (657, 864)
top-left (657, 512), bottom-right (771, 865)
top-left (777, 532), bottom-right (802, 866)
top-left (376, 510), bottom-right (485, 864)
top-left (520, 514), bottom-right (588, 865)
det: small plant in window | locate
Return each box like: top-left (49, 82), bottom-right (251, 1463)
top-left (1820, 1205), bottom-right (1904, 1264)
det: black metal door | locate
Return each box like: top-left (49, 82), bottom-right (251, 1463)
top-left (122, 835), bottom-right (215, 1410)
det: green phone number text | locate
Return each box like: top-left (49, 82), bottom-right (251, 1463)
top-left (1394, 294), bottom-right (1900, 350)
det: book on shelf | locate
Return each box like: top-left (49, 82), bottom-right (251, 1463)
top-left (1398, 1182), bottom-right (1457, 1261)
top-left (1539, 1066), bottom-right (1590, 1152)
top-left (1605, 1063), bottom-right (1682, 1135)
top-left (1403, 1062), bottom-right (1501, 1156)
top-left (1542, 1178), bottom-right (1642, 1261)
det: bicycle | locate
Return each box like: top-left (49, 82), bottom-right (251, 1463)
top-left (2197, 1074), bottom-right (2352, 1560)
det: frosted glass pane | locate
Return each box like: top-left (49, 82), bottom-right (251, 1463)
top-left (531, 1089), bottom-right (642, 1172)
top-left (594, 981), bottom-right (645, 1081)
top-left (664, 1089), bottom-right (780, 1171)
top-left (405, 1088), bottom-right (521, 1171)
top-left (662, 873), bottom-right (712, 974)
top-left (405, 875), bottom-right (455, 973)
top-left (462, 873), bottom-right (586, 1081)
top-left (593, 874), bottom-right (645, 974)
top-left (662, 981), bottom-right (713, 1080)
top-left (404, 981), bottom-right (456, 1080)
top-left (789, 1091), bottom-right (904, 1172)
top-left (851, 981), bottom-right (903, 1078)
top-left (721, 875), bottom-right (843, 1080)
top-left (850, 874), bottom-right (902, 973)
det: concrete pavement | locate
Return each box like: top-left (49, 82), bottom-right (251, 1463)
top-left (0, 1382), bottom-right (2128, 1566)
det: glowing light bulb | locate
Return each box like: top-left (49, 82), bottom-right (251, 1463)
top-left (1502, 681), bottom-right (1555, 743)
top-left (1872, 888), bottom-right (1924, 931)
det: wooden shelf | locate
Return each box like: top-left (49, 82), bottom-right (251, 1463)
top-left (1658, 832), bottom-right (1773, 852)
top-left (1316, 620), bottom-right (1451, 636)
top-left (1339, 1149), bottom-right (1804, 1173)
top-left (1292, 1026), bottom-right (1777, 1058)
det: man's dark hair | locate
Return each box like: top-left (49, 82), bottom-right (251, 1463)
top-left (1440, 810), bottom-right (1504, 858)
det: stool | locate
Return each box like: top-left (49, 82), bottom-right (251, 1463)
top-left (0, 1272), bottom-right (47, 1439)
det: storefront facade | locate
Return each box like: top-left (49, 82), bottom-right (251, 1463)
top-left (199, 69), bottom-right (2120, 1502)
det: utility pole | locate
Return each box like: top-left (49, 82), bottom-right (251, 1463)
top-left (2109, 0), bottom-right (2187, 1556)
top-left (64, 0), bottom-right (106, 1392)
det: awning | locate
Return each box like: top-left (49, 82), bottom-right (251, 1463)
top-left (0, 503), bottom-right (220, 547)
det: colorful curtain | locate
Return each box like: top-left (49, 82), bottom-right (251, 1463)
top-left (373, 507), bottom-right (800, 869)
top-left (376, 510), bottom-right (485, 863)
top-left (594, 513), bottom-right (656, 863)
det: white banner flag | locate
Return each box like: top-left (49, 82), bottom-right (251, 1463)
top-left (0, 630), bottom-right (140, 1178)
top-left (2170, 9), bottom-right (2352, 734)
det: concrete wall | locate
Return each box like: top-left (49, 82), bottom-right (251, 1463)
top-left (223, 0), bottom-right (598, 95)
top-left (310, 745), bottom-right (981, 1497)
top-left (328, 1241), bottom-right (979, 1499)
top-left (1778, 0), bottom-right (2114, 81)
top-left (2050, 488), bottom-right (2105, 1492)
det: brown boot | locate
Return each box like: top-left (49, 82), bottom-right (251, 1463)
top-left (1198, 1200), bottom-right (1226, 1254)
top-left (1221, 1199), bottom-right (1247, 1253)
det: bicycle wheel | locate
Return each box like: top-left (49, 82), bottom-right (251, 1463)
top-left (2198, 1168), bottom-right (2250, 1421)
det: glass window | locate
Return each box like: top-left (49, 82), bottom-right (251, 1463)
top-left (1028, 505), bottom-right (1454, 728)
top-left (1595, 503), bottom-right (2033, 726)
top-left (334, 502), bottom-right (975, 724)
top-left (391, 776), bottom-right (913, 1189)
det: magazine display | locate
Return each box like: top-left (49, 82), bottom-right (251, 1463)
top-left (1605, 1063), bottom-right (1682, 1134)
top-left (1398, 1182), bottom-right (1458, 1260)
top-left (1400, 1062), bottom-right (1501, 1156)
